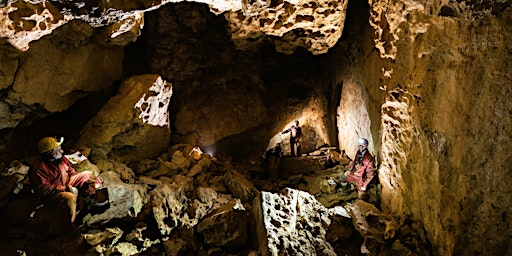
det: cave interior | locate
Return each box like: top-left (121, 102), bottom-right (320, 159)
top-left (0, 0), bottom-right (511, 256)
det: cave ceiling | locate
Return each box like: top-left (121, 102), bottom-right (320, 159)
top-left (1, 0), bottom-right (510, 52)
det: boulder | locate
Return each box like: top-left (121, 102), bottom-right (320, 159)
top-left (81, 171), bottom-right (148, 226)
top-left (260, 188), bottom-right (336, 256)
top-left (76, 75), bottom-right (172, 164)
top-left (196, 200), bottom-right (249, 248)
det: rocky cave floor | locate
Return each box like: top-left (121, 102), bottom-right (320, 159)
top-left (0, 145), bottom-right (432, 256)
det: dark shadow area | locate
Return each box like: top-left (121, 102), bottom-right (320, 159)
top-left (0, 83), bottom-right (120, 163)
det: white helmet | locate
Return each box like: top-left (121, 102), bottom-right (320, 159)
top-left (358, 138), bottom-right (368, 145)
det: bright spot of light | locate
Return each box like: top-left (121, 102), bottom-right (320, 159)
top-left (202, 145), bottom-right (216, 157)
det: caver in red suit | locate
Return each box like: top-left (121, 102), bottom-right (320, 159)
top-left (29, 137), bottom-right (103, 224)
top-left (345, 138), bottom-right (374, 197)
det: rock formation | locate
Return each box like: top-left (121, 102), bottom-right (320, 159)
top-left (76, 74), bottom-right (172, 164)
top-left (0, 149), bottom-right (431, 255)
top-left (0, 0), bottom-right (511, 255)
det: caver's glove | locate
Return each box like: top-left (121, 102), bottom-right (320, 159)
top-left (85, 176), bottom-right (104, 195)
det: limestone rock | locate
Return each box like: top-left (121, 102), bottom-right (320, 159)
top-left (98, 12), bottom-right (145, 46)
top-left (197, 200), bottom-right (249, 248)
top-left (0, 101), bottom-right (23, 130)
top-left (72, 159), bottom-right (101, 176)
top-left (169, 150), bottom-right (191, 171)
top-left (149, 180), bottom-right (247, 241)
top-left (170, 174), bottom-right (195, 193)
top-left (187, 151), bottom-right (212, 177)
top-left (147, 161), bottom-right (179, 178)
top-left (0, 1), bottom-right (70, 51)
top-left (0, 58), bottom-right (17, 90)
top-left (224, 170), bottom-right (259, 203)
top-left (197, 155), bottom-right (212, 169)
top-left (344, 200), bottom-right (431, 255)
top-left (138, 176), bottom-right (163, 186)
top-left (196, 186), bottom-right (218, 203)
top-left (95, 159), bottom-right (136, 182)
top-left (0, 175), bottom-right (18, 202)
top-left (225, 0), bottom-right (349, 55)
top-left (0, 1), bottom-right (509, 255)
top-left (325, 206), bottom-right (363, 255)
top-left (124, 224), bottom-right (147, 242)
top-left (83, 227), bottom-right (124, 253)
top-left (82, 171), bottom-right (148, 226)
top-left (261, 188), bottom-right (335, 256)
top-left (280, 156), bottom-right (330, 175)
top-left (163, 238), bottom-right (189, 256)
top-left (136, 159), bottom-right (160, 174)
top-left (187, 163), bottom-right (203, 177)
top-left (0, 1), bottom-right (143, 51)
top-left (110, 242), bottom-right (139, 255)
top-left (6, 21), bottom-right (123, 112)
top-left (77, 74), bottom-right (172, 164)
top-left (204, 175), bottom-right (229, 194)
top-left (345, 200), bottom-right (395, 243)
top-left (0, 160), bottom-right (29, 197)
top-left (149, 182), bottom-right (191, 236)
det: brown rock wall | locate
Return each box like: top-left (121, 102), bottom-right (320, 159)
top-left (1, 1), bottom-right (510, 255)
top-left (142, 3), bottom-right (333, 154)
top-left (0, 1), bottom-right (70, 51)
top-left (0, 18), bottom-right (124, 134)
top-left (8, 36), bottom-right (123, 113)
top-left (224, 0), bottom-right (349, 55)
top-left (337, 2), bottom-right (512, 255)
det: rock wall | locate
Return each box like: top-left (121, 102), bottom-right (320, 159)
top-left (1, 0), bottom-right (511, 255)
top-left (224, 0), bottom-right (349, 55)
top-left (336, 1), bottom-right (512, 255)
top-left (138, 3), bottom-right (336, 155)
top-left (0, 0), bottom-right (339, 161)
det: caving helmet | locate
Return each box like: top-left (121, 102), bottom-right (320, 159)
top-left (37, 136), bottom-right (64, 154)
top-left (358, 138), bottom-right (369, 146)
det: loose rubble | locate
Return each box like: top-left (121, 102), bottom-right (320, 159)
top-left (0, 146), bottom-right (431, 255)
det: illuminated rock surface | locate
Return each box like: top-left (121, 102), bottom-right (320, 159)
top-left (0, 0), bottom-right (511, 255)
top-left (76, 74), bottom-right (172, 164)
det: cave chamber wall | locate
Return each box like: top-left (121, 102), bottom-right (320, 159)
top-left (125, 3), bottom-right (338, 160)
top-left (0, 18), bottom-right (125, 162)
top-left (1, 1), bottom-right (511, 255)
top-left (333, 1), bottom-right (512, 255)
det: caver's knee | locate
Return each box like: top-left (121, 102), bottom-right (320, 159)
top-left (56, 191), bottom-right (77, 209)
top-left (59, 191), bottom-right (77, 200)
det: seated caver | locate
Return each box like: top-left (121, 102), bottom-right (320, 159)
top-left (29, 136), bottom-right (103, 224)
top-left (341, 138), bottom-right (375, 199)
